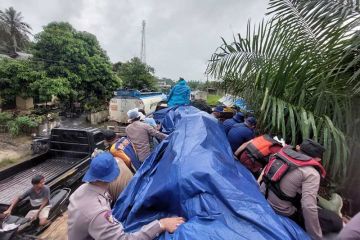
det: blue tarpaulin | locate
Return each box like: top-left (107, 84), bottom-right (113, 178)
top-left (113, 106), bottom-right (309, 239)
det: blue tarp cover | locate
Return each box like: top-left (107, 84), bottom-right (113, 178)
top-left (113, 106), bottom-right (309, 239)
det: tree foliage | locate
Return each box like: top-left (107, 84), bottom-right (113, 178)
top-left (33, 22), bottom-right (121, 109)
top-left (0, 7), bottom-right (31, 55)
top-left (114, 57), bottom-right (157, 90)
top-left (0, 58), bottom-right (71, 105)
top-left (207, 0), bottom-right (360, 182)
top-left (0, 59), bottom-right (41, 102)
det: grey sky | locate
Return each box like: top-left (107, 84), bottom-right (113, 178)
top-left (0, 0), bottom-right (268, 81)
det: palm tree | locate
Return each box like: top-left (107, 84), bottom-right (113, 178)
top-left (0, 7), bottom-right (31, 55)
top-left (207, 0), bottom-right (360, 182)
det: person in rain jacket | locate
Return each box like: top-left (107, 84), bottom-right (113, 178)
top-left (167, 78), bottom-right (191, 107)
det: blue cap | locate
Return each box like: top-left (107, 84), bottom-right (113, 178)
top-left (213, 106), bottom-right (224, 113)
top-left (83, 152), bottom-right (119, 183)
top-left (245, 116), bottom-right (257, 126)
top-left (233, 112), bottom-right (245, 123)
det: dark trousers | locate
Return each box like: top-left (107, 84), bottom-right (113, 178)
top-left (290, 208), bottom-right (343, 234)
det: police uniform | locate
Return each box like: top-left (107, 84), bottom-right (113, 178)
top-left (68, 183), bottom-right (163, 240)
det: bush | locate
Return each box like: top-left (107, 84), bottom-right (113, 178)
top-left (7, 116), bottom-right (39, 136)
top-left (0, 112), bottom-right (13, 124)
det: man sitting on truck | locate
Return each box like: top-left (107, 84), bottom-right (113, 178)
top-left (126, 108), bottom-right (168, 162)
top-left (167, 77), bottom-right (191, 107)
top-left (68, 152), bottom-right (185, 240)
top-left (3, 174), bottom-right (51, 226)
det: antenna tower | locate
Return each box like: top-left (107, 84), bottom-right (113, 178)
top-left (140, 20), bottom-right (146, 63)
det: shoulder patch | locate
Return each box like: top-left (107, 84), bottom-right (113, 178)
top-left (104, 210), bottom-right (114, 223)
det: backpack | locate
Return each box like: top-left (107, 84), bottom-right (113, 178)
top-left (244, 135), bottom-right (282, 165)
top-left (263, 146), bottom-right (326, 204)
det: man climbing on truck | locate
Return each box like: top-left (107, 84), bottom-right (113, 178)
top-left (3, 174), bottom-right (51, 226)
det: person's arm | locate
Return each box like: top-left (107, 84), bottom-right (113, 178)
top-left (3, 197), bottom-right (20, 216)
top-left (234, 141), bottom-right (250, 158)
top-left (301, 170), bottom-right (322, 240)
top-left (3, 188), bottom-right (31, 216)
top-left (145, 124), bottom-right (168, 140)
top-left (88, 210), bottom-right (184, 240)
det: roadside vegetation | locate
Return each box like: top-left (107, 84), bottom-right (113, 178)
top-left (207, 0), bottom-right (360, 182)
top-left (0, 7), bottom-right (160, 114)
top-left (207, 94), bottom-right (221, 106)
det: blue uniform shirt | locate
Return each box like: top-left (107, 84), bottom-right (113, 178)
top-left (227, 123), bottom-right (255, 152)
top-left (223, 118), bottom-right (241, 134)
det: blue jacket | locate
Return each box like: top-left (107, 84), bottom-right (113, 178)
top-left (227, 123), bottom-right (255, 152)
top-left (223, 118), bottom-right (242, 135)
top-left (167, 79), bottom-right (191, 107)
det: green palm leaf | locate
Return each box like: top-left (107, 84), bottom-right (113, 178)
top-left (207, 0), bottom-right (360, 182)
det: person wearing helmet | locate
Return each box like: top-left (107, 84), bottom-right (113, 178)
top-left (68, 152), bottom-right (185, 240)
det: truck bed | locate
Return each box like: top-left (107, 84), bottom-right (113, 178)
top-left (0, 157), bottom-right (81, 205)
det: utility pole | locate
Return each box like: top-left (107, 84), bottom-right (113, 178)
top-left (140, 20), bottom-right (146, 64)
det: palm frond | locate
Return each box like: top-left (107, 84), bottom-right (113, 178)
top-left (207, 0), bottom-right (360, 182)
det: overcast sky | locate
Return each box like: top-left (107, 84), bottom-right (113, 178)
top-left (1, 0), bottom-right (268, 81)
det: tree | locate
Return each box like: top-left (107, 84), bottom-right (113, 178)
top-left (0, 59), bottom-right (40, 103)
top-left (0, 58), bottom-right (71, 107)
top-left (207, 0), bottom-right (360, 182)
top-left (115, 57), bottom-right (157, 90)
top-left (33, 22), bottom-right (121, 110)
top-left (29, 77), bottom-right (71, 103)
top-left (0, 7), bottom-right (31, 55)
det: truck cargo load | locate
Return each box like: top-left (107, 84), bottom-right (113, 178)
top-left (109, 89), bottom-right (166, 124)
top-left (113, 106), bottom-right (309, 239)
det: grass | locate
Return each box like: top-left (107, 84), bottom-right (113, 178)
top-left (0, 158), bottom-right (19, 170)
top-left (207, 94), bottom-right (221, 105)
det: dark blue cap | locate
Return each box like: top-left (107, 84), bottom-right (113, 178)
top-left (245, 116), bottom-right (257, 126)
top-left (233, 112), bottom-right (245, 123)
top-left (83, 152), bottom-right (119, 183)
top-left (213, 106), bottom-right (224, 113)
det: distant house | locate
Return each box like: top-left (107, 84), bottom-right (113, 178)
top-left (0, 54), bottom-right (11, 59)
top-left (157, 79), bottom-right (171, 90)
top-left (0, 51), bottom-right (33, 60)
top-left (9, 52), bottom-right (33, 60)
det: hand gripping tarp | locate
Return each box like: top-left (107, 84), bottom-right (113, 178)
top-left (113, 106), bottom-right (309, 240)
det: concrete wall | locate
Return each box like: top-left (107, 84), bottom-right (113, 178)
top-left (16, 96), bottom-right (34, 110)
top-left (87, 110), bottom-right (109, 125)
